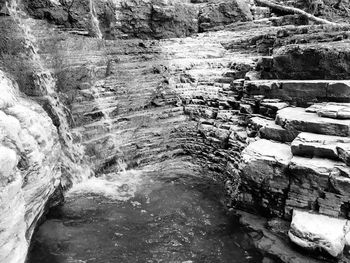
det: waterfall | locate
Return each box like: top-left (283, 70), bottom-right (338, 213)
top-left (6, 0), bottom-right (133, 198)
top-left (6, 0), bottom-right (92, 185)
top-left (89, 0), bottom-right (103, 39)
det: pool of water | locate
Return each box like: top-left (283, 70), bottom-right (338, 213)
top-left (27, 170), bottom-right (262, 263)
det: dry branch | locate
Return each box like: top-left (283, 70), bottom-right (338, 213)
top-left (255, 0), bottom-right (339, 26)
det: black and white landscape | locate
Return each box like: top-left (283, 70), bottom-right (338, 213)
top-left (0, 0), bottom-right (350, 262)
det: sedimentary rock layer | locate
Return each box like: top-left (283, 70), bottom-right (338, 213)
top-left (0, 71), bottom-right (61, 263)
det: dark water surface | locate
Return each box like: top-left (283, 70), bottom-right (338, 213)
top-left (28, 170), bottom-right (262, 263)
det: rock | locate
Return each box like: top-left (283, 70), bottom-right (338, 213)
top-left (0, 71), bottom-right (62, 263)
top-left (276, 107), bottom-right (350, 137)
top-left (271, 42), bottom-right (350, 80)
top-left (198, 0), bottom-right (252, 32)
top-left (306, 103), bottom-right (350, 119)
top-left (0, 146), bottom-right (17, 180)
top-left (289, 210), bottom-right (350, 258)
top-left (24, 0), bottom-right (201, 39)
top-left (237, 210), bottom-right (322, 263)
top-left (238, 139), bottom-right (292, 216)
top-left (285, 156), bottom-right (350, 218)
top-left (245, 80), bottom-right (350, 106)
top-left (291, 132), bottom-right (350, 160)
top-left (337, 145), bottom-right (350, 166)
top-left (250, 117), bottom-right (297, 142)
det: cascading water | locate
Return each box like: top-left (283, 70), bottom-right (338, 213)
top-left (89, 0), bottom-right (103, 39)
top-left (6, 0), bottom-right (92, 185)
top-left (2, 1), bottom-right (265, 262)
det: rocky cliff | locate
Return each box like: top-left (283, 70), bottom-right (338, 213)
top-left (0, 0), bottom-right (350, 262)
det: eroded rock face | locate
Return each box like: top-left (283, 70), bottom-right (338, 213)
top-left (289, 210), bottom-right (350, 258)
top-left (198, 0), bottom-right (252, 32)
top-left (238, 139), bottom-right (293, 217)
top-left (23, 0), bottom-right (254, 39)
top-left (271, 42), bottom-right (350, 80)
top-left (0, 71), bottom-right (62, 263)
top-left (1, 0), bottom-right (350, 261)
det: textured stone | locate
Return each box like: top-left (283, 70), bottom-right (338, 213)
top-left (238, 210), bottom-right (321, 263)
top-left (289, 210), bottom-right (350, 258)
top-left (276, 107), bottom-right (350, 137)
top-left (272, 42), bottom-right (350, 80)
top-left (198, 0), bottom-right (252, 31)
top-left (245, 80), bottom-right (350, 106)
top-left (239, 139), bottom-right (292, 216)
top-left (337, 144), bottom-right (350, 166)
top-left (285, 156), bottom-right (350, 218)
top-left (250, 117), bottom-right (297, 142)
top-left (0, 71), bottom-right (62, 263)
top-left (291, 132), bottom-right (350, 160)
top-left (306, 103), bottom-right (350, 119)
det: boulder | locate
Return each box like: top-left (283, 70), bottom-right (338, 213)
top-left (289, 210), bottom-right (350, 258)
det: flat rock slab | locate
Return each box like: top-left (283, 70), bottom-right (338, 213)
top-left (242, 139), bottom-right (293, 169)
top-left (291, 132), bottom-right (350, 160)
top-left (306, 102), bottom-right (350, 119)
top-left (289, 210), bottom-right (350, 258)
top-left (250, 116), bottom-right (297, 142)
top-left (245, 80), bottom-right (350, 106)
top-left (276, 107), bottom-right (350, 137)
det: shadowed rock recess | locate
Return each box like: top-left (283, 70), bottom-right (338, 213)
top-left (0, 0), bottom-right (350, 262)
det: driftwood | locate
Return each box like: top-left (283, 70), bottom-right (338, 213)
top-left (255, 0), bottom-right (339, 26)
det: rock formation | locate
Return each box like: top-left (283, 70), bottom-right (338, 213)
top-left (0, 0), bottom-right (349, 262)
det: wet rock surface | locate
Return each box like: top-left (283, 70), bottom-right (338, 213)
top-left (0, 70), bottom-right (61, 263)
top-left (0, 0), bottom-right (350, 262)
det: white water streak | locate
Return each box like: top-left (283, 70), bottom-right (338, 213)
top-left (89, 0), bottom-right (103, 39)
top-left (6, 0), bottom-right (91, 184)
top-left (67, 169), bottom-right (144, 201)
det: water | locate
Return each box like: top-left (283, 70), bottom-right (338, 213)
top-left (7, 0), bottom-right (93, 184)
top-left (28, 170), bottom-right (262, 263)
top-left (89, 0), bottom-right (103, 39)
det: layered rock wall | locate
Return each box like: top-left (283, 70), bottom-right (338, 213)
top-left (0, 0), bottom-right (350, 261)
top-left (0, 71), bottom-right (61, 263)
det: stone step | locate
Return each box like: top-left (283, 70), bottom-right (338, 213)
top-left (276, 107), bottom-right (350, 137)
top-left (306, 102), bottom-right (350, 119)
top-left (291, 132), bottom-right (350, 161)
top-left (239, 139), bottom-right (292, 217)
top-left (244, 80), bottom-right (350, 106)
top-left (250, 117), bottom-right (297, 142)
top-left (289, 210), bottom-right (349, 258)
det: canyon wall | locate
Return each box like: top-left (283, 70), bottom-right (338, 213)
top-left (0, 0), bottom-right (350, 262)
top-left (0, 70), bottom-right (61, 263)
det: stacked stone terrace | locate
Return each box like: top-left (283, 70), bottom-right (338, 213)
top-left (3, 0), bottom-right (350, 260)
